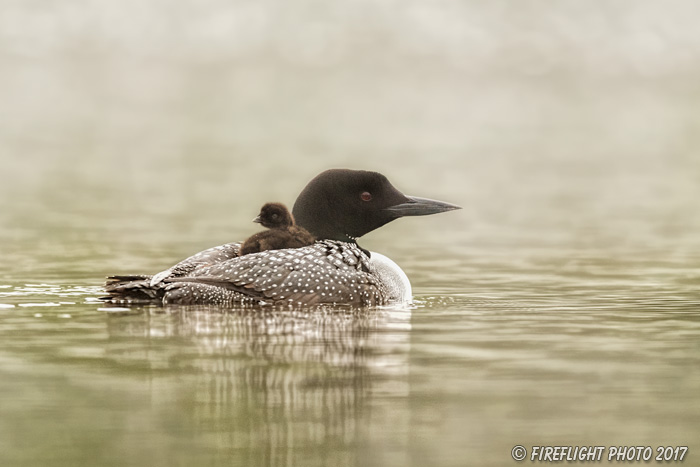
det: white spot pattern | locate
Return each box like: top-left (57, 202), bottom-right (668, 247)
top-left (162, 240), bottom-right (388, 306)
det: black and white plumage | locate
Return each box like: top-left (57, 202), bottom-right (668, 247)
top-left (165, 240), bottom-right (391, 306)
top-left (103, 169), bottom-right (460, 307)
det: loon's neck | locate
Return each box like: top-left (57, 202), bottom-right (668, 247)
top-left (334, 236), bottom-right (371, 258)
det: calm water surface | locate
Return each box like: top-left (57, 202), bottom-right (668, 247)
top-left (2, 2), bottom-right (700, 466)
top-left (1, 173), bottom-right (698, 466)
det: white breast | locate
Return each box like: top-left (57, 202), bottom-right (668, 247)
top-left (369, 251), bottom-right (413, 304)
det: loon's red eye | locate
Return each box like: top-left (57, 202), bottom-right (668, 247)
top-left (360, 192), bottom-right (372, 202)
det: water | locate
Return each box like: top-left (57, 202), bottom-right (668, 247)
top-left (2, 2), bottom-right (700, 466)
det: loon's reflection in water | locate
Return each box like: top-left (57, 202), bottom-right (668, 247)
top-left (105, 306), bottom-right (411, 465)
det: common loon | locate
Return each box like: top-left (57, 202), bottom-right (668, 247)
top-left (240, 202), bottom-right (315, 256)
top-left (103, 169), bottom-right (460, 306)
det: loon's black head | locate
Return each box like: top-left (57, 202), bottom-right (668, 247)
top-left (291, 169), bottom-right (461, 242)
top-left (253, 202), bottom-right (295, 230)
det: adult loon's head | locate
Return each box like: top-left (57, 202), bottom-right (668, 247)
top-left (292, 169), bottom-right (461, 242)
top-left (253, 202), bottom-right (295, 230)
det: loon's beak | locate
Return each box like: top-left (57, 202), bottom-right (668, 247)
top-left (385, 196), bottom-right (462, 217)
top-left (252, 215), bottom-right (262, 224)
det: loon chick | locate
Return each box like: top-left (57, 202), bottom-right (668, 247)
top-left (240, 202), bottom-right (315, 255)
top-left (103, 169), bottom-right (461, 307)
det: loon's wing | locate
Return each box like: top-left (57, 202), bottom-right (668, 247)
top-left (163, 240), bottom-right (387, 306)
top-left (149, 242), bottom-right (242, 286)
top-left (103, 242), bottom-right (242, 303)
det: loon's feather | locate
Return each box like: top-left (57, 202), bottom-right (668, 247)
top-left (104, 244), bottom-right (242, 302)
top-left (162, 240), bottom-right (387, 306)
top-left (103, 275), bottom-right (160, 302)
top-left (149, 242), bottom-right (242, 286)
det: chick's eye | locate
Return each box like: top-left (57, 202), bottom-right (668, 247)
top-left (360, 192), bottom-right (372, 202)
top-left (272, 214), bottom-right (279, 220)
